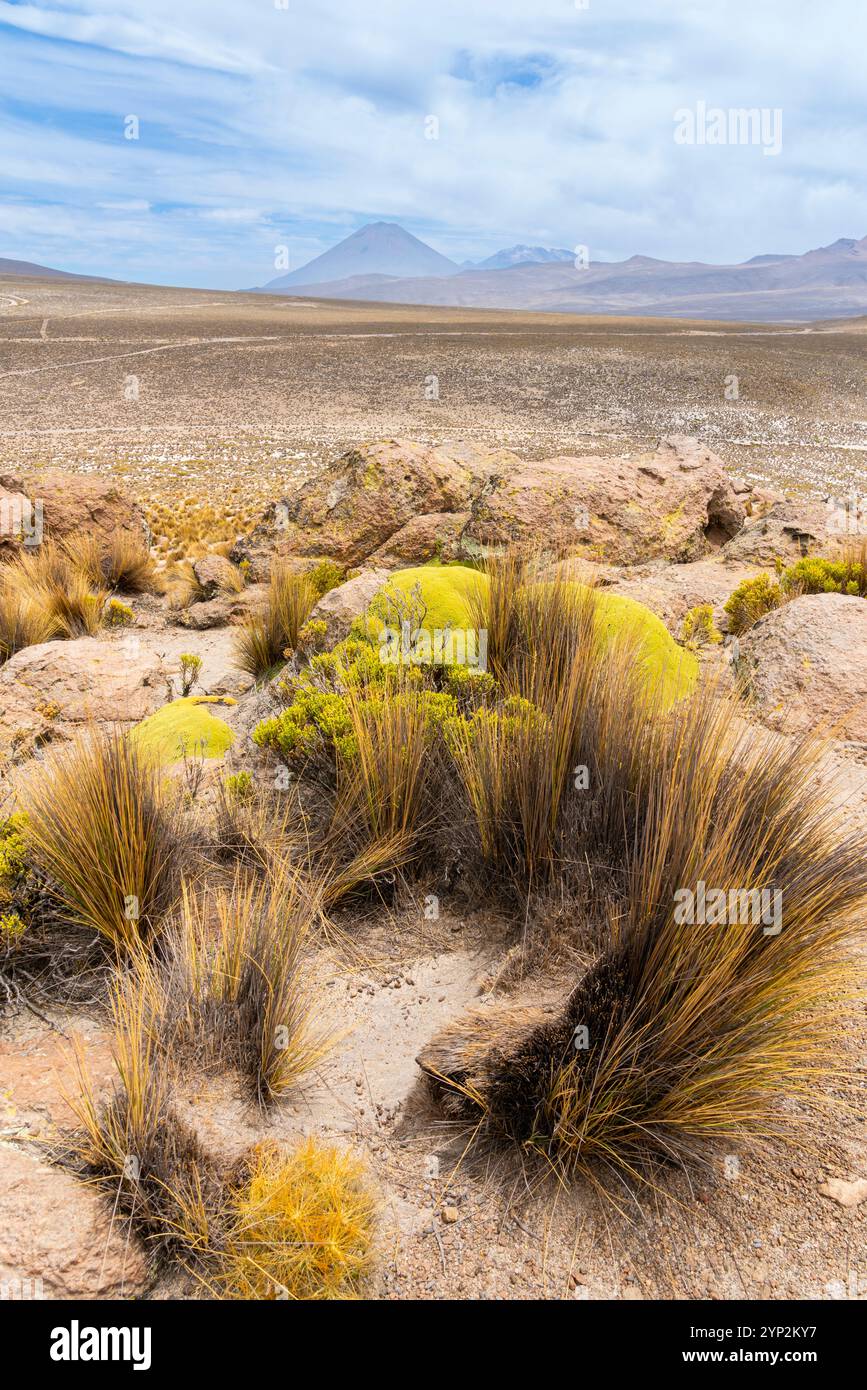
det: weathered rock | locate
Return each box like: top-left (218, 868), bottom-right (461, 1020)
top-left (234, 435), bottom-right (745, 573)
top-left (308, 567), bottom-right (391, 646)
top-left (192, 553), bottom-right (241, 598)
top-left (0, 1144), bottom-right (150, 1299)
top-left (232, 439), bottom-right (512, 575)
top-left (722, 500), bottom-right (840, 564)
top-left (463, 436), bottom-right (744, 564)
top-left (177, 598), bottom-right (234, 630)
top-left (0, 469), bottom-right (148, 561)
top-left (604, 558), bottom-right (762, 637)
top-left (0, 637), bottom-right (169, 758)
top-left (370, 512), bottom-right (470, 566)
top-left (736, 593), bottom-right (867, 742)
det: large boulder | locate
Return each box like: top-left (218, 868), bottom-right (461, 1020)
top-left (0, 1144), bottom-right (150, 1299)
top-left (0, 637), bottom-right (169, 759)
top-left (307, 567), bottom-right (391, 647)
top-left (463, 436), bottom-right (745, 563)
top-left (233, 439), bottom-right (512, 576)
top-left (192, 553), bottom-right (242, 598)
top-left (0, 470), bottom-right (148, 561)
top-left (603, 558), bottom-right (763, 637)
top-left (736, 593), bottom-right (867, 743)
top-left (233, 436), bottom-right (746, 574)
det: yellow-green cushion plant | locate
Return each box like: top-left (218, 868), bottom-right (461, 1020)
top-left (591, 589), bottom-right (698, 706)
top-left (363, 565), bottom-right (486, 655)
top-left (130, 695), bottom-right (236, 765)
top-left (363, 566), bottom-right (696, 703)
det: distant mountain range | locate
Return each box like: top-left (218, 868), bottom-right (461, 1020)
top-left (254, 224), bottom-right (867, 322)
top-left (6, 227), bottom-right (867, 322)
top-left (0, 257), bottom-right (95, 280)
top-left (469, 245), bottom-right (574, 270)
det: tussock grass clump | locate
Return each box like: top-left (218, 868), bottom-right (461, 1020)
top-left (23, 730), bottom-right (188, 954)
top-left (68, 962), bottom-right (223, 1263)
top-left (9, 543), bottom-right (107, 637)
top-left (235, 563), bottom-right (316, 679)
top-left (0, 579), bottom-right (57, 662)
top-left (161, 872), bottom-right (330, 1105)
top-left (420, 689), bottom-right (867, 1182)
top-left (219, 1138), bottom-right (376, 1300)
top-left (63, 531), bottom-right (155, 594)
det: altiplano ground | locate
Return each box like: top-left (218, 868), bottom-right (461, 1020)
top-left (2, 276), bottom-right (866, 518)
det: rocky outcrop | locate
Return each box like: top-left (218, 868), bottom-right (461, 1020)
top-left (0, 1144), bottom-right (150, 1299)
top-left (370, 512), bottom-right (470, 566)
top-left (722, 500), bottom-right (840, 565)
top-left (736, 593), bottom-right (867, 743)
top-left (463, 436), bottom-right (745, 563)
top-left (0, 470), bottom-right (148, 561)
top-left (0, 637), bottom-right (169, 758)
top-left (603, 558), bottom-right (763, 636)
top-left (233, 435), bottom-right (746, 574)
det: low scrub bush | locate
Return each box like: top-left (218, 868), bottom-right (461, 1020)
top-left (724, 573), bottom-right (783, 633)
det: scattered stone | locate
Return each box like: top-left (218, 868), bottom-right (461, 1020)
top-left (192, 553), bottom-right (242, 598)
top-left (818, 1177), bottom-right (867, 1208)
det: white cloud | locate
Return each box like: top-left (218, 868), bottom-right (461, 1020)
top-left (0, 0), bottom-right (864, 287)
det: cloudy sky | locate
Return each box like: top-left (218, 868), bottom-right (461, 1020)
top-left (1, 0), bottom-right (865, 288)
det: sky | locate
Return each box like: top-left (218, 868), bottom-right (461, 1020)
top-left (0, 0), bottom-right (865, 289)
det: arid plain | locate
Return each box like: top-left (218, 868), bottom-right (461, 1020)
top-left (2, 275), bottom-right (866, 524)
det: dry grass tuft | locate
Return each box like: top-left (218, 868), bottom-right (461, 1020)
top-left (421, 689), bottom-right (867, 1182)
top-left (0, 576), bottom-right (58, 662)
top-left (160, 871), bottom-right (331, 1105)
top-left (235, 563), bottom-right (316, 679)
top-left (23, 730), bottom-right (189, 954)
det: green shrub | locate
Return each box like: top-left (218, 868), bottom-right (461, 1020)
top-left (0, 910), bottom-right (26, 944)
top-left (724, 574), bottom-right (783, 634)
top-left (782, 555), bottom-right (867, 598)
top-left (306, 559), bottom-right (346, 599)
top-left (224, 771), bottom-right (254, 803)
top-left (104, 598), bottom-right (134, 628)
top-left (681, 604), bottom-right (722, 647)
top-left (179, 652), bottom-right (203, 696)
top-left (0, 813), bottom-right (29, 907)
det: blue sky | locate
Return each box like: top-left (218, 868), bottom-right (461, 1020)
top-left (0, 0), bottom-right (865, 289)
